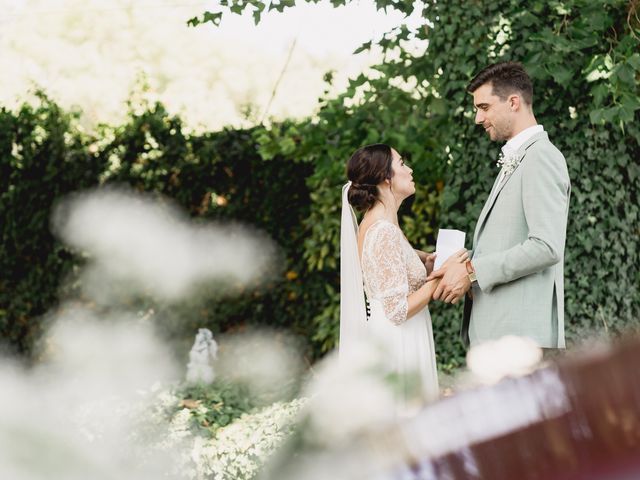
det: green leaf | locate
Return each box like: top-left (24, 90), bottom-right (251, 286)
top-left (202, 11), bottom-right (223, 26)
top-left (615, 64), bottom-right (636, 86)
top-left (550, 64), bottom-right (572, 86)
top-left (186, 16), bottom-right (200, 27)
top-left (621, 93), bottom-right (640, 110)
top-left (590, 83), bottom-right (609, 106)
top-left (589, 108), bottom-right (604, 124)
top-left (619, 103), bottom-right (638, 123)
top-left (354, 41), bottom-right (372, 55)
top-left (602, 106), bottom-right (620, 123)
top-left (627, 53), bottom-right (640, 71)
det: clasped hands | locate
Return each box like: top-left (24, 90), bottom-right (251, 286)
top-left (426, 249), bottom-right (470, 304)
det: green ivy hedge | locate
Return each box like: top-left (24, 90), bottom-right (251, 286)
top-left (0, 95), bottom-right (105, 355)
top-left (0, 97), bottom-right (323, 358)
top-left (423, 0), bottom-right (640, 368)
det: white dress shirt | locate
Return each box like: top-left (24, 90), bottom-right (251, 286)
top-left (501, 124), bottom-right (545, 157)
top-left (489, 124), bottom-right (545, 207)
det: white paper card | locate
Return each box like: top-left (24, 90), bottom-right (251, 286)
top-left (434, 229), bottom-right (466, 270)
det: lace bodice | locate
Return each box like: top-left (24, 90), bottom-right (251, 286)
top-left (360, 220), bottom-right (427, 325)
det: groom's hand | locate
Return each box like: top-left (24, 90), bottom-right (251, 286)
top-left (427, 250), bottom-right (470, 303)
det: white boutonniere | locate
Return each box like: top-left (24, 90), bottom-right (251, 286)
top-left (496, 151), bottom-right (521, 176)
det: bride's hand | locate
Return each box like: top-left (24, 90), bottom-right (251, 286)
top-left (424, 252), bottom-right (436, 275)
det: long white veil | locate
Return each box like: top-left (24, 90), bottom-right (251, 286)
top-left (339, 182), bottom-right (368, 361)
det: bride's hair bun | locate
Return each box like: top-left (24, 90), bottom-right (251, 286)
top-left (348, 182), bottom-right (378, 212)
top-left (346, 144), bottom-right (393, 212)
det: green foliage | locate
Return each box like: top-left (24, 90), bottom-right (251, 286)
top-left (0, 93), bottom-right (106, 355)
top-left (189, 0), bottom-right (332, 27)
top-left (196, 0), bottom-right (640, 370)
top-left (176, 381), bottom-right (257, 436)
top-left (418, 0), bottom-right (640, 360)
top-left (0, 96), bottom-right (319, 358)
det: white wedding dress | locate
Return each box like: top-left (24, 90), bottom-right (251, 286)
top-left (360, 219), bottom-right (439, 414)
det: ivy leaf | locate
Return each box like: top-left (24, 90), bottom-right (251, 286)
top-left (627, 53), bottom-right (640, 71)
top-left (590, 83), bottom-right (608, 106)
top-left (621, 94), bottom-right (640, 110)
top-left (615, 64), bottom-right (636, 86)
top-left (270, 0), bottom-right (295, 12)
top-left (550, 64), bottom-right (572, 86)
top-left (602, 106), bottom-right (620, 123)
top-left (203, 11), bottom-right (223, 26)
top-left (353, 41), bottom-right (372, 55)
top-left (589, 108), bottom-right (604, 124)
top-left (618, 105), bottom-right (635, 123)
top-left (619, 95), bottom-right (640, 123)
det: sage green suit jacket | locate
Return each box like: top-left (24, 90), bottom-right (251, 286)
top-left (462, 131), bottom-right (571, 348)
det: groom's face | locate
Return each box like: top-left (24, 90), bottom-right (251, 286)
top-left (472, 82), bottom-right (513, 142)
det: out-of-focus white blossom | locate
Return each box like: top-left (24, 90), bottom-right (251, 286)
top-left (215, 331), bottom-right (302, 401)
top-left (304, 341), bottom-right (396, 446)
top-left (0, 310), bottom-right (182, 480)
top-left (466, 335), bottom-right (543, 384)
top-left (52, 188), bottom-right (276, 303)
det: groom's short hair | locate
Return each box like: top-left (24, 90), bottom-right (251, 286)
top-left (467, 61), bottom-right (533, 105)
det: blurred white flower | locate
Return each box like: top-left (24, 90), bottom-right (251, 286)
top-left (41, 306), bottom-right (179, 402)
top-left (466, 335), bottom-right (543, 384)
top-left (0, 309), bottom-right (182, 480)
top-left (304, 342), bottom-right (396, 447)
top-left (215, 331), bottom-right (302, 401)
top-left (52, 187), bottom-right (276, 302)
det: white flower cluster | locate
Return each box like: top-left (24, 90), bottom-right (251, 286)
top-left (157, 396), bottom-right (306, 480)
top-left (192, 398), bottom-right (307, 480)
top-left (496, 151), bottom-right (521, 176)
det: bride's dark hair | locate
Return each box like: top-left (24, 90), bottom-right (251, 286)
top-left (346, 143), bottom-right (393, 212)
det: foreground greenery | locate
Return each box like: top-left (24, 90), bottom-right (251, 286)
top-left (154, 380), bottom-right (306, 480)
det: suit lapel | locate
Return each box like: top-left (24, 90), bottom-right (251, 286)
top-left (473, 173), bottom-right (502, 248)
top-left (472, 131), bottom-right (548, 249)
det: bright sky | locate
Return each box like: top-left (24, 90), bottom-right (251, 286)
top-left (0, 0), bottom-right (419, 130)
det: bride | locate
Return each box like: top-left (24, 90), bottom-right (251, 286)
top-left (340, 143), bottom-right (466, 414)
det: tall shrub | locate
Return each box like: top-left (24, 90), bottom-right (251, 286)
top-left (0, 95), bottom-right (105, 355)
top-left (0, 98), bottom-right (317, 357)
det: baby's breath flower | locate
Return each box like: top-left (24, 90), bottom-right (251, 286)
top-left (497, 151), bottom-right (521, 176)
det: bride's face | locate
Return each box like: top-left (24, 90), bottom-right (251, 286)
top-left (389, 149), bottom-right (415, 200)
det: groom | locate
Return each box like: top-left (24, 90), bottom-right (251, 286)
top-left (429, 61), bottom-right (571, 350)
